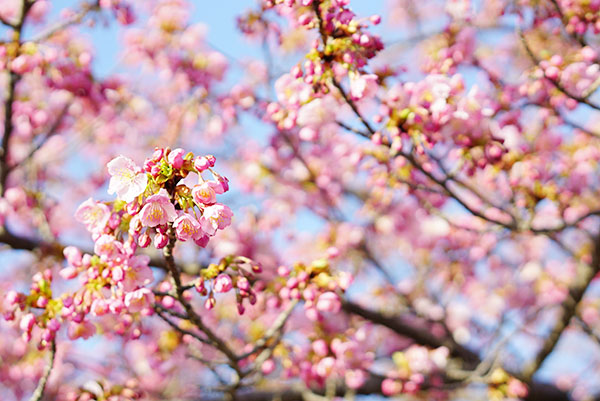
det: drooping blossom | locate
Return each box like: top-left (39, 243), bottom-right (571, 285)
top-left (192, 182), bottom-right (216, 205)
top-left (173, 212), bottom-right (203, 241)
top-left (107, 155), bottom-right (148, 203)
top-left (121, 255), bottom-right (154, 291)
top-left (201, 203), bottom-right (233, 235)
top-left (139, 189), bottom-right (177, 227)
top-left (75, 198), bottom-right (111, 233)
top-left (94, 234), bottom-right (126, 260)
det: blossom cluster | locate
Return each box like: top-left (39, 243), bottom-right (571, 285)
top-left (381, 346), bottom-right (449, 396)
top-left (289, 331), bottom-right (373, 390)
top-left (155, 255), bottom-right (262, 315)
top-left (276, 258), bottom-right (352, 319)
top-left (3, 148), bottom-right (233, 348)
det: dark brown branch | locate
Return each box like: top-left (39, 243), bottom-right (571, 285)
top-left (1, 0), bottom-right (35, 196)
top-left (154, 306), bottom-right (212, 346)
top-left (163, 227), bottom-right (240, 366)
top-left (1, 70), bottom-right (19, 196)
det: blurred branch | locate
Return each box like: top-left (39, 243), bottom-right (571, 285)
top-left (8, 102), bottom-right (71, 172)
top-left (28, 340), bottom-right (56, 401)
top-left (518, 28), bottom-right (600, 111)
top-left (342, 299), bottom-right (479, 365)
top-left (341, 299), bottom-right (572, 401)
top-left (30, 2), bottom-right (100, 43)
top-left (521, 233), bottom-right (600, 382)
top-left (238, 299), bottom-right (299, 361)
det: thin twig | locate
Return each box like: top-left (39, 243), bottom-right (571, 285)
top-left (28, 340), bottom-right (56, 401)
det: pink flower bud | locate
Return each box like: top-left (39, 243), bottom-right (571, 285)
top-left (298, 14), bottom-right (312, 25)
top-left (194, 234), bottom-right (210, 247)
top-left (204, 297), bottom-right (215, 310)
top-left (47, 318), bottom-right (60, 332)
top-left (312, 339), bottom-right (329, 356)
top-left (316, 291), bottom-right (341, 313)
top-left (545, 65), bottom-right (560, 80)
top-left (5, 290), bottom-right (20, 306)
top-left (138, 233), bottom-right (151, 248)
top-left (381, 379), bottom-right (402, 396)
top-left (162, 296), bottom-right (175, 308)
top-left (167, 148), bottom-right (185, 169)
top-left (20, 313), bottom-right (35, 332)
top-left (262, 359), bottom-right (276, 375)
top-left (41, 328), bottom-right (54, 343)
top-left (63, 246), bottom-right (83, 266)
top-left (151, 147), bottom-right (164, 161)
top-left (59, 266), bottom-right (78, 280)
top-left (213, 273), bottom-right (233, 293)
top-left (154, 232), bottom-right (168, 249)
top-left (194, 156), bottom-right (210, 173)
top-left (236, 276), bottom-right (250, 291)
top-left (299, 127), bottom-right (318, 141)
top-left (36, 297), bottom-right (48, 308)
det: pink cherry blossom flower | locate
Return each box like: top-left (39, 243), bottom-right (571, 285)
top-left (121, 255), bottom-right (154, 291)
top-left (63, 246), bottom-right (82, 266)
top-left (67, 321), bottom-right (96, 340)
top-left (349, 72), bottom-right (378, 100)
top-left (213, 273), bottom-right (233, 293)
top-left (173, 212), bottom-right (203, 241)
top-left (107, 155), bottom-right (148, 203)
top-left (139, 189), bottom-right (177, 227)
top-left (201, 203), bottom-right (233, 235)
top-left (94, 234), bottom-right (126, 260)
top-left (192, 182), bottom-right (216, 205)
top-left (345, 369), bottom-right (366, 389)
top-left (125, 288), bottom-right (155, 312)
top-left (91, 299), bottom-right (109, 316)
top-left (75, 198), bottom-right (111, 233)
top-left (315, 356), bottom-right (336, 377)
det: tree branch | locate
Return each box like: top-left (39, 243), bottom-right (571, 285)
top-left (28, 340), bottom-right (56, 401)
top-left (521, 233), bottom-right (600, 382)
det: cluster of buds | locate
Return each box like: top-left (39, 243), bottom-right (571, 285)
top-left (276, 258), bottom-right (353, 320)
top-left (156, 256), bottom-right (262, 315)
top-left (4, 269), bottom-right (61, 348)
top-left (381, 346), bottom-right (450, 396)
top-left (64, 378), bottom-right (143, 401)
